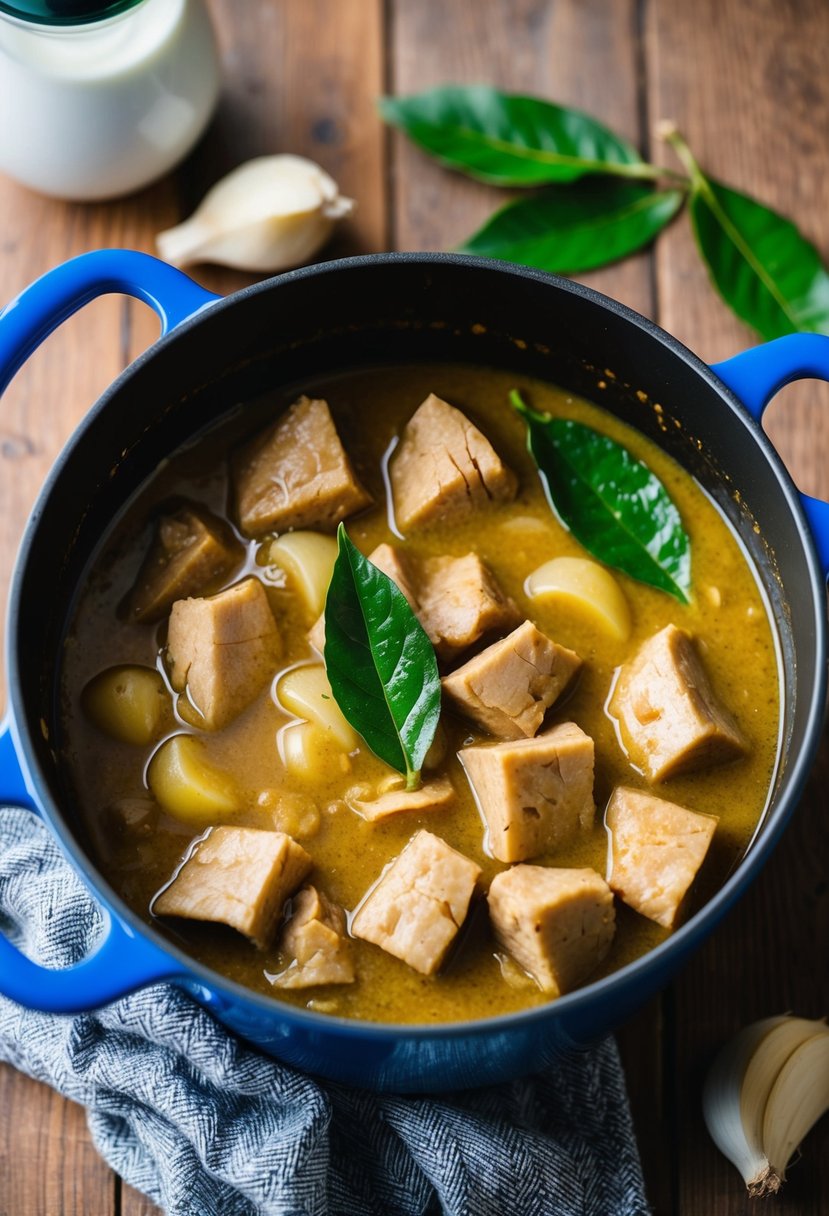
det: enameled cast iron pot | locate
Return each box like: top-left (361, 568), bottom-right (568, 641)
top-left (0, 250), bottom-right (828, 1092)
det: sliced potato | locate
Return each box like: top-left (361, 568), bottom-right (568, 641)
top-left (147, 734), bottom-right (240, 825)
top-left (276, 664), bottom-right (358, 749)
top-left (82, 665), bottom-right (170, 745)
top-left (269, 531), bottom-right (338, 618)
top-left (280, 721), bottom-right (351, 781)
top-left (525, 556), bottom-right (632, 642)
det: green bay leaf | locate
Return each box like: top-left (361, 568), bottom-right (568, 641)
top-left (511, 392), bottom-right (691, 603)
top-left (323, 525), bottom-right (440, 787)
top-left (379, 85), bottom-right (655, 186)
top-left (689, 174), bottom-right (829, 339)
top-left (458, 180), bottom-right (684, 272)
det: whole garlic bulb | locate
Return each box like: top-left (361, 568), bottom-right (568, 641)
top-left (156, 155), bottom-right (354, 272)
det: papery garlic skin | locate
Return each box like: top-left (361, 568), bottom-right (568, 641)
top-left (703, 1014), bottom-right (829, 1196)
top-left (156, 155), bottom-right (355, 272)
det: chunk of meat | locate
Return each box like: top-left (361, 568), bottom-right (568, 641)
top-left (605, 785), bottom-right (718, 928)
top-left (488, 865), bottom-right (615, 996)
top-left (442, 620), bottom-right (582, 739)
top-left (609, 624), bottom-right (747, 781)
top-left (307, 541), bottom-right (417, 653)
top-left (127, 505), bottom-right (241, 624)
top-left (270, 885), bottom-right (355, 988)
top-left (367, 542), bottom-right (419, 608)
top-left (311, 548), bottom-right (518, 662)
top-left (390, 393), bottom-right (518, 531)
top-left (350, 776), bottom-right (455, 823)
top-left (167, 578), bottom-right (281, 730)
top-left (418, 553), bottom-right (521, 660)
top-left (234, 395), bottom-right (372, 536)
top-left (154, 826), bottom-right (312, 949)
top-left (351, 829), bottom-right (480, 975)
top-left (460, 722), bottom-right (595, 863)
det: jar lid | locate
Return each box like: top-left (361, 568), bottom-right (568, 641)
top-left (0, 0), bottom-right (144, 25)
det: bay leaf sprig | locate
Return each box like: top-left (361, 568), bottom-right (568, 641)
top-left (510, 390), bottom-right (692, 602)
top-left (381, 86), bottom-right (829, 342)
top-left (661, 125), bottom-right (829, 341)
top-left (323, 525), bottom-right (440, 789)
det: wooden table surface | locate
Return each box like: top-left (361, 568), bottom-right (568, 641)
top-left (1, 1), bottom-right (828, 1212)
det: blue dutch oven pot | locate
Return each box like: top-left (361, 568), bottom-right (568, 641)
top-left (0, 249), bottom-right (827, 1092)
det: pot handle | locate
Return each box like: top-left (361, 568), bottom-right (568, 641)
top-left (0, 248), bottom-right (221, 394)
top-left (0, 717), bottom-right (182, 1010)
top-left (712, 334), bottom-right (829, 577)
top-left (0, 251), bottom-right (213, 1009)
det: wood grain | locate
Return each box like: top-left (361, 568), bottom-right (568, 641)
top-left (2, 1), bottom-right (829, 1212)
top-left (0, 1066), bottom-right (115, 1216)
top-left (647, 0), bottom-right (829, 1211)
top-left (0, 2), bottom-right (386, 1213)
top-left (647, 0), bottom-right (829, 497)
top-left (391, 0), bottom-right (653, 314)
top-left (390, 3), bottom-right (669, 1208)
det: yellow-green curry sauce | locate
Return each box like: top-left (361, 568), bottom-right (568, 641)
top-left (60, 364), bottom-right (781, 1024)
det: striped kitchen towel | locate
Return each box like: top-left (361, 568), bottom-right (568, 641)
top-left (0, 807), bottom-right (649, 1216)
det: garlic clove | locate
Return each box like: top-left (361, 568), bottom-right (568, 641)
top-left (739, 1016), bottom-right (827, 1172)
top-left (702, 1016), bottom-right (787, 1196)
top-left (763, 1029), bottom-right (829, 1181)
top-left (156, 154), bottom-right (355, 272)
top-left (703, 1014), bottom-right (829, 1196)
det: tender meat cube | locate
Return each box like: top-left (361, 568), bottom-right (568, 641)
top-left (311, 549), bottom-right (519, 662)
top-left (418, 553), bottom-right (521, 660)
top-left (442, 620), bottom-right (582, 739)
top-left (609, 624), bottom-right (747, 781)
top-left (307, 542), bottom-right (417, 653)
top-left (270, 885), bottom-right (355, 988)
top-left (154, 826), bottom-right (312, 949)
top-left (351, 829), bottom-right (480, 975)
top-left (350, 776), bottom-right (455, 823)
top-left (234, 395), bottom-right (372, 536)
top-left (605, 786), bottom-right (718, 929)
top-left (488, 865), bottom-right (615, 996)
top-left (461, 722), bottom-right (595, 863)
top-left (127, 505), bottom-right (241, 624)
top-left (390, 393), bottom-right (518, 531)
top-left (367, 542), bottom-right (419, 608)
top-left (167, 577), bottom-right (281, 730)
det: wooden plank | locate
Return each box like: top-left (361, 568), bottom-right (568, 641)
top-left (647, 0), bottom-right (829, 1211)
top-left (1, 3), bottom-right (386, 1213)
top-left (120, 1182), bottom-right (161, 1216)
top-left (0, 177), bottom-right (133, 1216)
top-left (128, 0), bottom-right (387, 360)
top-left (390, 3), bottom-right (669, 1209)
top-left (391, 0), bottom-right (652, 315)
top-left (0, 1065), bottom-right (115, 1216)
top-left (646, 0), bottom-right (829, 496)
top-left (121, 6), bottom-right (387, 1210)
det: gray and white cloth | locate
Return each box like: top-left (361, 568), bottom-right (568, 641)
top-left (0, 807), bottom-right (649, 1216)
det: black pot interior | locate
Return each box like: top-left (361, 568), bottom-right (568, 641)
top-left (14, 256), bottom-right (814, 863)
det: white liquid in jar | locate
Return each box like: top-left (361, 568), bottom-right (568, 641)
top-left (0, 0), bottom-right (220, 199)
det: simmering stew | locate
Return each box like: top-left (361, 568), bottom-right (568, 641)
top-left (60, 364), bottom-right (780, 1024)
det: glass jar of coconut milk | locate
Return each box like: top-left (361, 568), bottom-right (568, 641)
top-left (0, 0), bottom-right (220, 199)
